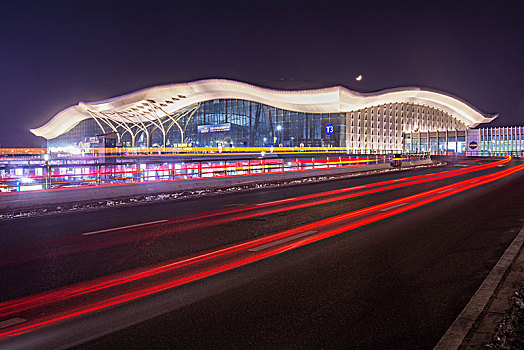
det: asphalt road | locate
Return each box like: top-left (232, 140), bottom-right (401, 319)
top-left (2, 158), bottom-right (524, 349)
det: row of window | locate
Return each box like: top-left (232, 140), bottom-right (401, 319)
top-left (480, 134), bottom-right (524, 141)
top-left (405, 136), bottom-right (466, 153)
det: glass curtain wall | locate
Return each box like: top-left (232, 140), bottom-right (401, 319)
top-left (429, 137), bottom-right (437, 153)
top-left (47, 119), bottom-right (102, 148)
top-left (171, 99), bottom-right (346, 147)
top-left (438, 137), bottom-right (446, 152)
top-left (420, 137), bottom-right (427, 152)
top-left (48, 99), bottom-right (347, 148)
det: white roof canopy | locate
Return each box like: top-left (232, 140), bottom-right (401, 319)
top-left (31, 79), bottom-right (497, 139)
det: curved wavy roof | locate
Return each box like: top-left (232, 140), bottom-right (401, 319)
top-left (31, 79), bottom-right (497, 139)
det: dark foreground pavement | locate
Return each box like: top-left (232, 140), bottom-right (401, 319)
top-left (71, 164), bottom-right (524, 349)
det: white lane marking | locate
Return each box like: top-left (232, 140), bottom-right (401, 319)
top-left (342, 185), bottom-right (365, 191)
top-left (249, 231), bottom-right (318, 252)
top-left (438, 188), bottom-right (454, 194)
top-left (0, 317), bottom-right (26, 329)
top-left (224, 203), bottom-right (245, 207)
top-left (81, 220), bottom-right (169, 236)
top-left (470, 180), bottom-right (479, 183)
top-left (256, 198), bottom-right (297, 206)
top-left (380, 202), bottom-right (408, 212)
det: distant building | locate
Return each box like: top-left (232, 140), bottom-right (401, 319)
top-left (466, 126), bottom-right (524, 156)
top-left (31, 79), bottom-right (497, 153)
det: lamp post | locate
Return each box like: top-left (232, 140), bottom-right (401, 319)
top-left (43, 153), bottom-right (50, 189)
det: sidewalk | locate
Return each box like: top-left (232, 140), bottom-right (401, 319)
top-left (466, 237), bottom-right (524, 349)
top-left (435, 224), bottom-right (524, 349)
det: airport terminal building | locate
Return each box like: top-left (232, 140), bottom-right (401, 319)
top-left (31, 79), bottom-right (498, 153)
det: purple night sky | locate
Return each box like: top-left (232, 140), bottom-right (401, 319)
top-left (1, 0), bottom-right (523, 147)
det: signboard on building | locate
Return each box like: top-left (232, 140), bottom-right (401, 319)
top-left (466, 129), bottom-right (481, 155)
top-left (197, 123), bottom-right (231, 134)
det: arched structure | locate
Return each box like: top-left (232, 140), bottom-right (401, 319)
top-left (31, 79), bottom-right (497, 152)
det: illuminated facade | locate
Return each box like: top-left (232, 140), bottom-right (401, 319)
top-left (467, 126), bottom-right (524, 156)
top-left (31, 79), bottom-right (497, 152)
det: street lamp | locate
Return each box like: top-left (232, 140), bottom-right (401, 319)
top-left (43, 153), bottom-right (50, 189)
top-left (275, 125), bottom-right (283, 146)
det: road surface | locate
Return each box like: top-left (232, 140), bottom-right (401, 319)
top-left (1, 157), bottom-right (524, 349)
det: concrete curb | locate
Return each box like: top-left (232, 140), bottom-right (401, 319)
top-left (434, 224), bottom-right (524, 349)
top-left (466, 239), bottom-right (524, 348)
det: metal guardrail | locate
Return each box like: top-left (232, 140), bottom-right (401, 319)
top-left (0, 146), bottom-right (406, 158)
top-left (0, 154), bottom-right (429, 193)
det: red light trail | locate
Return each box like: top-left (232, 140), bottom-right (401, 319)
top-left (0, 158), bottom-right (521, 341)
top-left (0, 157), bottom-right (510, 268)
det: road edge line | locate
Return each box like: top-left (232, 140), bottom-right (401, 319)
top-left (434, 223), bottom-right (524, 349)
